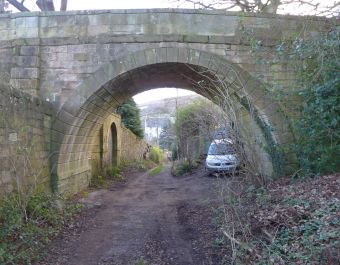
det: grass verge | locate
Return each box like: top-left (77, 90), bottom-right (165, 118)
top-left (90, 166), bottom-right (123, 188)
top-left (0, 189), bottom-right (83, 264)
top-left (171, 159), bottom-right (200, 177)
top-left (149, 164), bottom-right (164, 177)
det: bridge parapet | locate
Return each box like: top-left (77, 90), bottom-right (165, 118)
top-left (0, 9), bottom-right (336, 101)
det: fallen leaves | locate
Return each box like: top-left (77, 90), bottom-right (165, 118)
top-left (221, 173), bottom-right (340, 264)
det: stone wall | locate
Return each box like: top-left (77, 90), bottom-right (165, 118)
top-left (0, 82), bottom-right (149, 195)
top-left (120, 127), bottom-right (148, 164)
top-left (57, 112), bottom-right (149, 195)
top-left (0, 82), bottom-right (53, 194)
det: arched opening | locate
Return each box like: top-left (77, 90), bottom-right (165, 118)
top-left (109, 123), bottom-right (118, 167)
top-left (52, 47), bottom-right (292, 194)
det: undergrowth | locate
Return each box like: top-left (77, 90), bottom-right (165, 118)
top-left (171, 159), bottom-right (199, 176)
top-left (148, 164), bottom-right (164, 177)
top-left (90, 166), bottom-right (123, 188)
top-left (132, 159), bottom-right (158, 172)
top-left (149, 146), bottom-right (163, 165)
top-left (0, 189), bottom-right (83, 265)
top-left (215, 174), bottom-right (339, 265)
top-left (135, 258), bottom-right (147, 265)
top-left (259, 199), bottom-right (339, 264)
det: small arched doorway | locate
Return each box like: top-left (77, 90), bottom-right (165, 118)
top-left (108, 122), bottom-right (118, 167)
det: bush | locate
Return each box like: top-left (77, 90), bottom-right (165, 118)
top-left (149, 146), bottom-right (163, 164)
top-left (279, 30), bottom-right (340, 176)
top-left (136, 159), bottom-right (157, 171)
top-left (90, 166), bottom-right (123, 188)
top-left (0, 190), bottom-right (83, 264)
top-left (105, 166), bottom-right (122, 180)
top-left (172, 159), bottom-right (198, 176)
top-left (117, 98), bottom-right (144, 138)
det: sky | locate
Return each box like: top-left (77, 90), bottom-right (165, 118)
top-left (17, 0), bottom-right (338, 15)
top-left (9, 0), bottom-right (190, 11)
top-left (133, 88), bottom-right (196, 105)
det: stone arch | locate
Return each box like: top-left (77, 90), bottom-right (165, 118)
top-left (51, 46), bottom-right (292, 194)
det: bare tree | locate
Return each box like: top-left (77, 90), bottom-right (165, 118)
top-left (0, 0), bottom-right (8, 12)
top-left (170, 0), bottom-right (340, 16)
top-left (60, 0), bottom-right (67, 11)
top-left (2, 0), bottom-right (68, 12)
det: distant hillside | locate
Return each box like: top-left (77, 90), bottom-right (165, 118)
top-left (138, 94), bottom-right (203, 117)
top-left (138, 94), bottom-right (205, 143)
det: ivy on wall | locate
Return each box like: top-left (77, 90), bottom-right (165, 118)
top-left (288, 30), bottom-right (340, 176)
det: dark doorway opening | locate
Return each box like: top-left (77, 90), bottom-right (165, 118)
top-left (109, 123), bottom-right (118, 167)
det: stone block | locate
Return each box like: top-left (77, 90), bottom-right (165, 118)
top-left (20, 46), bottom-right (40, 56)
top-left (0, 170), bottom-right (12, 184)
top-left (15, 17), bottom-right (38, 28)
top-left (10, 67), bottom-right (39, 79)
top-left (16, 28), bottom-right (39, 38)
top-left (166, 47), bottom-right (179, 63)
top-left (183, 35), bottom-right (209, 43)
top-left (198, 51), bottom-right (212, 68)
top-left (42, 45), bottom-right (68, 54)
top-left (144, 48), bottom-right (158, 65)
top-left (0, 29), bottom-right (12, 41)
top-left (88, 14), bottom-right (111, 26)
top-left (10, 78), bottom-right (39, 90)
top-left (73, 53), bottom-right (89, 61)
top-left (13, 56), bottom-right (39, 67)
top-left (87, 25), bottom-right (110, 36)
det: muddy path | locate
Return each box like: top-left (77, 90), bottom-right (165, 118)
top-left (36, 164), bottom-right (229, 265)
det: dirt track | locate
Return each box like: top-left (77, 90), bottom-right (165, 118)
top-left (36, 164), bottom-right (229, 265)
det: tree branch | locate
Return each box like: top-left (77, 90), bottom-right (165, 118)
top-left (60, 0), bottom-right (67, 11)
top-left (36, 0), bottom-right (55, 11)
top-left (6, 0), bottom-right (30, 11)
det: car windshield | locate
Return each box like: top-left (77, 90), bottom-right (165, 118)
top-left (208, 143), bottom-right (234, 155)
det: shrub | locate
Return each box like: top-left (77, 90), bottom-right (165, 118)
top-left (149, 146), bottom-right (163, 164)
top-left (0, 190), bottom-right (83, 264)
top-left (105, 166), bottom-right (122, 180)
top-left (273, 30), bottom-right (340, 176)
top-left (172, 159), bottom-right (198, 176)
top-left (290, 30), bottom-right (340, 176)
top-left (90, 166), bottom-right (123, 188)
top-left (133, 159), bottom-right (157, 171)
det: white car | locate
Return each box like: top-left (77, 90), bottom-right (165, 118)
top-left (205, 139), bottom-right (239, 174)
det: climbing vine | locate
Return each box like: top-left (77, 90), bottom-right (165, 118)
top-left (287, 30), bottom-right (340, 176)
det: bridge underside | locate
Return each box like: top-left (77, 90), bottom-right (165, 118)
top-left (53, 47), bottom-right (290, 194)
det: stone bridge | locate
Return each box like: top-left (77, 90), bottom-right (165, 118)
top-left (0, 9), bottom-right (336, 194)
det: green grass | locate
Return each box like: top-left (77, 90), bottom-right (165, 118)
top-left (135, 258), bottom-right (147, 265)
top-left (90, 166), bottom-right (123, 188)
top-left (148, 164), bottom-right (164, 177)
top-left (0, 190), bottom-right (83, 264)
top-left (171, 160), bottom-right (199, 176)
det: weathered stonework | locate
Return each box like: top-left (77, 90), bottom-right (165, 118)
top-left (0, 81), bottom-right (149, 195)
top-left (0, 82), bottom-right (53, 194)
top-left (0, 9), bottom-right (337, 194)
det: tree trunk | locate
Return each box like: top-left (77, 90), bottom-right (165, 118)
top-left (0, 0), bottom-right (5, 12)
top-left (36, 0), bottom-right (55, 11)
top-left (263, 0), bottom-right (281, 13)
top-left (6, 0), bottom-right (30, 11)
top-left (60, 0), bottom-right (67, 11)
